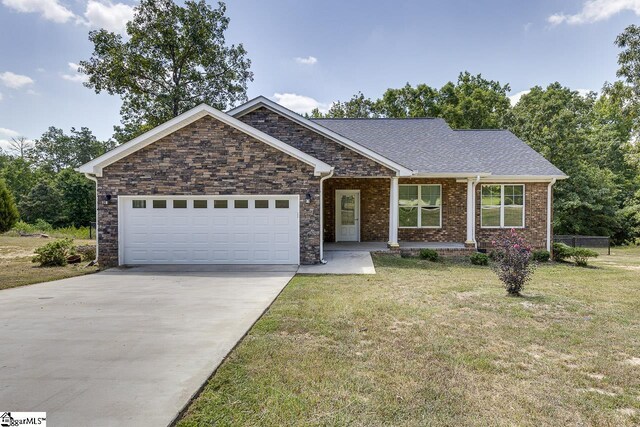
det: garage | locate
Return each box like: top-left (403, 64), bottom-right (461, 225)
top-left (118, 195), bottom-right (300, 265)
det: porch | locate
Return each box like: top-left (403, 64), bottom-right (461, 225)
top-left (324, 241), bottom-right (467, 252)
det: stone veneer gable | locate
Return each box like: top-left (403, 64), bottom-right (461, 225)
top-left (96, 115), bottom-right (321, 267)
top-left (238, 107), bottom-right (396, 177)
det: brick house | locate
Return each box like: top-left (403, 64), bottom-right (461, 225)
top-left (77, 96), bottom-right (566, 267)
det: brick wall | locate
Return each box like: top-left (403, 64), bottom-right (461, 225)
top-left (96, 115), bottom-right (321, 267)
top-left (397, 178), bottom-right (467, 243)
top-left (323, 178), bottom-right (390, 242)
top-left (238, 107), bottom-right (395, 177)
top-left (475, 182), bottom-right (549, 250)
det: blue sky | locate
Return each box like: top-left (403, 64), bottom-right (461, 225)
top-left (0, 0), bottom-right (638, 151)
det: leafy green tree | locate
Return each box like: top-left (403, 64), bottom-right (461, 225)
top-left (29, 127), bottom-right (113, 173)
top-left (80, 0), bottom-right (253, 143)
top-left (55, 169), bottom-right (96, 227)
top-left (375, 83), bottom-right (440, 118)
top-left (18, 181), bottom-right (63, 226)
top-left (310, 92), bottom-right (378, 118)
top-left (436, 72), bottom-right (512, 128)
top-left (0, 157), bottom-right (39, 204)
top-left (0, 179), bottom-right (19, 232)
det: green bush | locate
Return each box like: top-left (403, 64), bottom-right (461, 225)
top-left (572, 248), bottom-right (599, 267)
top-left (532, 250), bottom-right (551, 262)
top-left (0, 179), bottom-right (19, 233)
top-left (552, 242), bottom-right (574, 261)
top-left (76, 245), bottom-right (96, 262)
top-left (32, 238), bottom-right (75, 267)
top-left (419, 248), bottom-right (439, 261)
top-left (470, 252), bottom-right (489, 266)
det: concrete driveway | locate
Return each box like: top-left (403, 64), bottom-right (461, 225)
top-left (0, 265), bottom-right (295, 426)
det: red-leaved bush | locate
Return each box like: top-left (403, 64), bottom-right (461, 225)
top-left (490, 229), bottom-right (536, 296)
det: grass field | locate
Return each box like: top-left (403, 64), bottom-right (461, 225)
top-left (0, 235), bottom-right (98, 290)
top-left (178, 246), bottom-right (640, 427)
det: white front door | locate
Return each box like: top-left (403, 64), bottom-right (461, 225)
top-left (335, 190), bottom-right (360, 242)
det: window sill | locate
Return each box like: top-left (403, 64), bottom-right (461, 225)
top-left (399, 226), bottom-right (443, 229)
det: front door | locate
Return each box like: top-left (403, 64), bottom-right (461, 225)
top-left (335, 190), bottom-right (360, 242)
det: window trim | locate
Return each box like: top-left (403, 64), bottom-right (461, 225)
top-left (480, 184), bottom-right (526, 229)
top-left (398, 184), bottom-right (442, 229)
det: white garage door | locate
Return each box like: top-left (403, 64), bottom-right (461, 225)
top-left (119, 195), bottom-right (299, 265)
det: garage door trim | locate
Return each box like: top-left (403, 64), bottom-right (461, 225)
top-left (117, 195), bottom-right (300, 265)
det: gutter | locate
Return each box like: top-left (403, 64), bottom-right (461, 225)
top-left (318, 168), bottom-right (335, 264)
top-left (84, 173), bottom-right (99, 264)
top-left (547, 178), bottom-right (557, 252)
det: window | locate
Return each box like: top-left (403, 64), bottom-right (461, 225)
top-left (399, 185), bottom-right (441, 228)
top-left (193, 200), bottom-right (207, 209)
top-left (234, 200), bottom-right (248, 209)
top-left (152, 200), bottom-right (166, 208)
top-left (275, 200), bottom-right (289, 209)
top-left (255, 200), bottom-right (269, 209)
top-left (481, 184), bottom-right (525, 228)
top-left (214, 200), bottom-right (227, 209)
top-left (132, 200), bottom-right (146, 209)
top-left (173, 200), bottom-right (187, 209)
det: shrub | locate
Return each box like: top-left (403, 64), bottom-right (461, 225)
top-left (470, 252), bottom-right (489, 266)
top-left (572, 248), bottom-right (599, 267)
top-left (490, 230), bottom-right (536, 296)
top-left (0, 179), bottom-right (19, 233)
top-left (419, 248), bottom-right (439, 261)
top-left (32, 238), bottom-right (75, 267)
top-left (34, 219), bottom-right (53, 231)
top-left (552, 242), bottom-right (574, 261)
top-left (532, 250), bottom-right (551, 262)
top-left (488, 249), bottom-right (500, 261)
top-left (76, 245), bottom-right (96, 262)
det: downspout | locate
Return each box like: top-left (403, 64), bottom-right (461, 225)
top-left (546, 178), bottom-right (556, 252)
top-left (319, 168), bottom-right (335, 264)
top-left (472, 175), bottom-right (481, 248)
top-left (84, 173), bottom-right (99, 264)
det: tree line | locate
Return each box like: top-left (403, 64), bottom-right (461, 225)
top-left (1, 0), bottom-right (639, 244)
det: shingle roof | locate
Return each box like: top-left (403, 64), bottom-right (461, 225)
top-left (311, 118), bottom-right (566, 177)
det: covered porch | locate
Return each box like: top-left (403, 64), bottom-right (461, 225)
top-left (321, 176), bottom-right (479, 260)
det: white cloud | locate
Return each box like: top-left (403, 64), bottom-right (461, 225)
top-left (61, 62), bottom-right (89, 83)
top-left (80, 0), bottom-right (134, 34)
top-left (548, 0), bottom-right (640, 25)
top-left (508, 90), bottom-right (530, 106)
top-left (273, 93), bottom-right (329, 114)
top-left (0, 127), bottom-right (22, 153)
top-left (295, 56), bottom-right (318, 65)
top-left (1, 0), bottom-right (74, 23)
top-left (0, 92), bottom-right (3, 101)
top-left (0, 71), bottom-right (35, 89)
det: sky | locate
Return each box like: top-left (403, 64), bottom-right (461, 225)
top-left (0, 0), bottom-right (639, 152)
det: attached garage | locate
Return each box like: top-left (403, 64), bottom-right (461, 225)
top-left (119, 195), bottom-right (299, 265)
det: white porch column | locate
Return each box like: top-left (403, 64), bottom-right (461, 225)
top-left (388, 176), bottom-right (399, 247)
top-left (465, 178), bottom-right (475, 246)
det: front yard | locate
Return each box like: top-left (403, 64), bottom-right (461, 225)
top-left (0, 235), bottom-right (98, 290)
top-left (179, 247), bottom-right (640, 426)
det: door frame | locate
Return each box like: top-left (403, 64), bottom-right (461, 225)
top-left (334, 189), bottom-right (361, 242)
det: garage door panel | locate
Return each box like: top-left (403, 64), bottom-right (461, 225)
top-left (121, 196), bottom-right (299, 265)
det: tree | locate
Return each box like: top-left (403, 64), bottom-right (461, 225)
top-left (80, 0), bottom-right (253, 142)
top-left (18, 181), bottom-right (63, 226)
top-left (0, 179), bottom-right (19, 232)
top-left (310, 92), bottom-right (378, 118)
top-left (55, 169), bottom-right (96, 227)
top-left (0, 157), bottom-right (39, 204)
top-left (8, 136), bottom-right (32, 159)
top-left (29, 127), bottom-right (113, 172)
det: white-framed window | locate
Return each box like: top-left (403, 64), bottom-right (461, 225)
top-left (399, 184), bottom-right (442, 228)
top-left (481, 184), bottom-right (525, 228)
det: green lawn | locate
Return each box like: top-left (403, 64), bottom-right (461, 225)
top-left (0, 235), bottom-right (98, 290)
top-left (178, 246), bottom-right (640, 427)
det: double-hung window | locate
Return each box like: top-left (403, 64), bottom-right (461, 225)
top-left (481, 184), bottom-right (525, 228)
top-left (399, 185), bottom-right (442, 228)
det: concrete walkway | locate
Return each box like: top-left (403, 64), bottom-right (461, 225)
top-left (0, 266), bottom-right (294, 427)
top-left (297, 251), bottom-right (376, 274)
